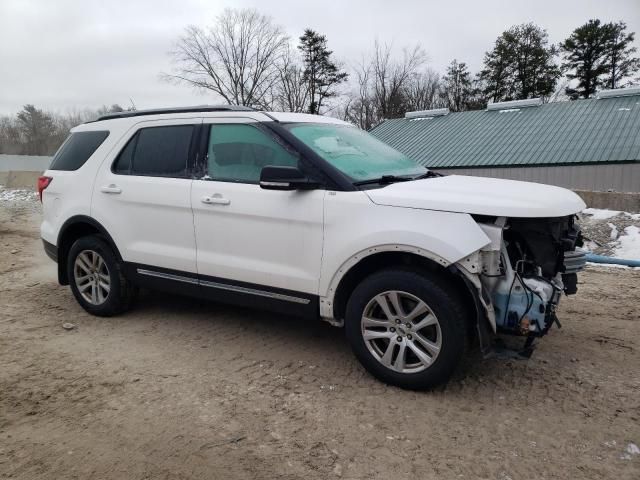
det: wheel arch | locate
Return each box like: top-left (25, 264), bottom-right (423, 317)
top-left (324, 247), bottom-right (479, 332)
top-left (56, 215), bottom-right (122, 285)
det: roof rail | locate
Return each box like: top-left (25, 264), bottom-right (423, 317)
top-left (487, 98), bottom-right (542, 111)
top-left (597, 85), bottom-right (640, 99)
top-left (405, 108), bottom-right (449, 119)
top-left (93, 105), bottom-right (256, 122)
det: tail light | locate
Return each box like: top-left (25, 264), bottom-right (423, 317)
top-left (37, 176), bottom-right (52, 202)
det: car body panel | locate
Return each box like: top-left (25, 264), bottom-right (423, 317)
top-left (89, 117), bottom-right (201, 273)
top-left (365, 175), bottom-right (586, 218)
top-left (318, 190), bottom-right (492, 300)
top-left (192, 180), bottom-right (326, 294)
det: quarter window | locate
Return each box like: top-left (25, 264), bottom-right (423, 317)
top-left (206, 124), bottom-right (298, 183)
top-left (50, 131), bottom-right (109, 171)
top-left (113, 125), bottom-right (194, 177)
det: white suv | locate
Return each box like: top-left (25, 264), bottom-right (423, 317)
top-left (39, 106), bottom-right (586, 389)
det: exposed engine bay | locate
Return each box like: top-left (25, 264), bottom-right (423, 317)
top-left (476, 215), bottom-right (585, 352)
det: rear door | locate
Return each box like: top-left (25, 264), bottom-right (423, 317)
top-left (91, 118), bottom-right (201, 274)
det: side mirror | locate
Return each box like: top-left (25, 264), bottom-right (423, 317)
top-left (259, 166), bottom-right (319, 191)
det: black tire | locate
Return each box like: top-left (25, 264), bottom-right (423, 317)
top-left (345, 268), bottom-right (467, 390)
top-left (67, 235), bottom-right (137, 317)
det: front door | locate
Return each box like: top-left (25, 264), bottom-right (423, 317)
top-left (191, 118), bottom-right (325, 304)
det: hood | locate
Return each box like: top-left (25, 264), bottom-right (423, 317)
top-left (364, 175), bottom-right (586, 218)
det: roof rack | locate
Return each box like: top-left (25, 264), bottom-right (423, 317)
top-left (93, 105), bottom-right (256, 122)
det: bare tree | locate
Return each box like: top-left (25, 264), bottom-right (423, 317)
top-left (372, 42), bottom-right (427, 119)
top-left (404, 69), bottom-right (442, 112)
top-left (342, 42), bottom-right (429, 129)
top-left (165, 8), bottom-right (289, 107)
top-left (342, 60), bottom-right (377, 129)
top-left (271, 47), bottom-right (309, 112)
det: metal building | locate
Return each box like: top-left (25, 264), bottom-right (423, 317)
top-left (370, 88), bottom-right (640, 193)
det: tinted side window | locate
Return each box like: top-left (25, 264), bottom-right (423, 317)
top-left (113, 134), bottom-right (135, 174)
top-left (113, 125), bottom-right (194, 177)
top-left (49, 131), bottom-right (109, 171)
top-left (207, 124), bottom-right (298, 183)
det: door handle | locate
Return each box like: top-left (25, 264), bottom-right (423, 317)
top-left (201, 194), bottom-right (230, 206)
top-left (100, 184), bottom-right (122, 194)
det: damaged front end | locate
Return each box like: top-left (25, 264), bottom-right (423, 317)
top-left (469, 215), bottom-right (586, 357)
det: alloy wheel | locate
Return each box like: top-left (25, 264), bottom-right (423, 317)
top-left (361, 290), bottom-right (442, 373)
top-left (74, 250), bottom-right (111, 305)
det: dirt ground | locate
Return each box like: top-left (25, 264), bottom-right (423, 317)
top-left (1, 199), bottom-right (639, 480)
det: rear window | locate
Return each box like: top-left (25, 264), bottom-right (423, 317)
top-left (49, 131), bottom-right (109, 171)
top-left (112, 125), bottom-right (194, 177)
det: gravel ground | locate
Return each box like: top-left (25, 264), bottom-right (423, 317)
top-left (1, 194), bottom-right (639, 479)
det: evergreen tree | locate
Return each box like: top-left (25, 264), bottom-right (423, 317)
top-left (560, 19), bottom-right (610, 99)
top-left (16, 105), bottom-right (57, 155)
top-left (479, 36), bottom-right (514, 102)
top-left (441, 60), bottom-right (473, 112)
top-left (298, 29), bottom-right (348, 114)
top-left (604, 21), bottom-right (640, 89)
top-left (479, 23), bottom-right (560, 102)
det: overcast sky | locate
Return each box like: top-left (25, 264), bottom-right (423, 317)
top-left (0, 0), bottom-right (638, 115)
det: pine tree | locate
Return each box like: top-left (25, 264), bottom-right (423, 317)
top-left (479, 23), bottom-right (560, 102)
top-left (441, 60), bottom-right (474, 112)
top-left (604, 21), bottom-right (640, 89)
top-left (298, 29), bottom-right (348, 114)
top-left (479, 35), bottom-right (516, 102)
top-left (560, 19), bottom-right (610, 99)
top-left (16, 105), bottom-right (57, 155)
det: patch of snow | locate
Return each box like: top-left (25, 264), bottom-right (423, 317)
top-left (613, 226), bottom-right (640, 260)
top-left (582, 208), bottom-right (622, 220)
top-left (608, 223), bottom-right (619, 240)
top-left (0, 188), bottom-right (37, 202)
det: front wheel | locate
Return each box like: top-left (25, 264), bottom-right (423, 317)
top-left (345, 269), bottom-right (467, 390)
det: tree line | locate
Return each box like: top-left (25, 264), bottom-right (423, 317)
top-left (166, 9), bottom-right (639, 129)
top-left (0, 104), bottom-right (127, 156)
top-left (1, 9), bottom-right (638, 155)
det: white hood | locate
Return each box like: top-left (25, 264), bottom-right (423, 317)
top-left (365, 175), bottom-right (586, 218)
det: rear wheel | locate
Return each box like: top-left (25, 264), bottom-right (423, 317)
top-left (345, 269), bottom-right (466, 390)
top-left (67, 235), bottom-right (136, 316)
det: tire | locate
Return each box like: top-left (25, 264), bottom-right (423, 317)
top-left (345, 268), bottom-right (467, 390)
top-left (67, 235), bottom-right (137, 317)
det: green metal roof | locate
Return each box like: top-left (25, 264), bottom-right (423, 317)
top-left (370, 94), bottom-right (640, 168)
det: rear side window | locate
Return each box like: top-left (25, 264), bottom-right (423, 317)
top-left (49, 131), bottom-right (109, 171)
top-left (113, 125), bottom-right (194, 177)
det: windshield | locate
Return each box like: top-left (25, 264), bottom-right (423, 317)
top-left (284, 123), bottom-right (427, 182)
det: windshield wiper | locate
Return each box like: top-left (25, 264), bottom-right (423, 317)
top-left (353, 175), bottom-right (414, 186)
top-left (411, 171), bottom-right (443, 180)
